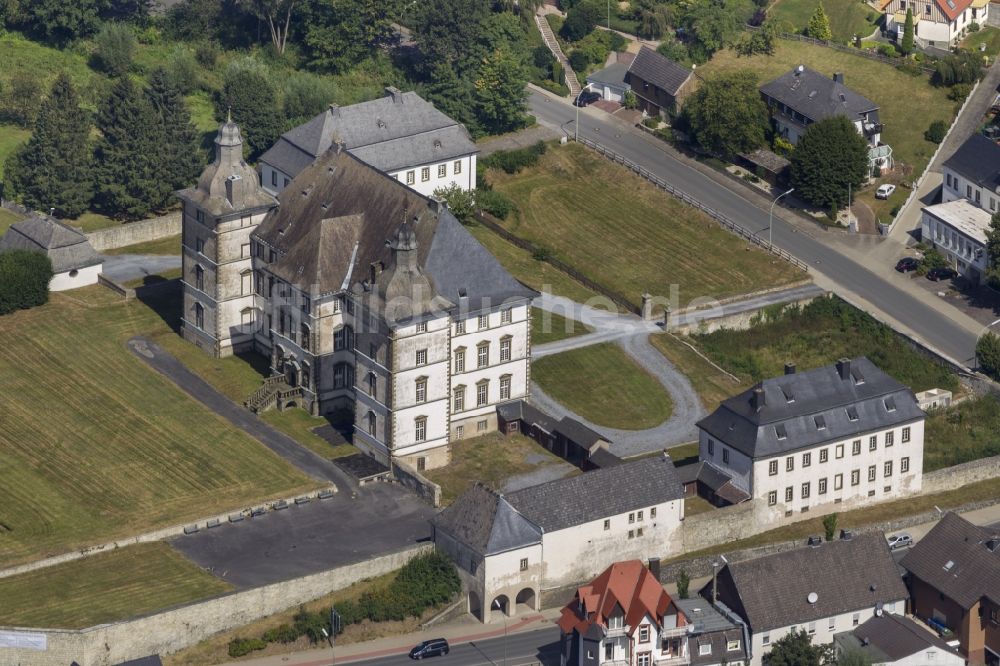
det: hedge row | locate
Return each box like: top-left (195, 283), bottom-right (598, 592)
top-left (481, 141), bottom-right (547, 174)
top-left (0, 250), bottom-right (52, 315)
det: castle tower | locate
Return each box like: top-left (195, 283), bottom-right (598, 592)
top-left (176, 116), bottom-right (278, 357)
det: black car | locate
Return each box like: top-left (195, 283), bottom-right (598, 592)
top-left (895, 257), bottom-right (919, 273)
top-left (926, 267), bottom-right (958, 281)
top-left (410, 639), bottom-right (450, 659)
top-left (574, 91), bottom-right (600, 107)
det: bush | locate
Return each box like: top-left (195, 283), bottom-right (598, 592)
top-left (925, 120), bottom-right (947, 143)
top-left (642, 116), bottom-right (659, 128)
top-left (481, 141), bottom-right (547, 174)
top-left (568, 49), bottom-right (589, 72)
top-left (262, 623), bottom-right (300, 644)
top-left (947, 83), bottom-right (973, 102)
top-left (93, 22), bottom-right (137, 77)
top-left (877, 43), bottom-right (898, 58)
top-left (228, 637), bottom-right (266, 658)
top-left (532, 44), bottom-right (555, 70)
top-left (477, 189), bottom-right (515, 219)
top-left (2, 72), bottom-right (42, 127)
top-left (917, 248), bottom-right (948, 275)
top-left (977, 332), bottom-right (1000, 379)
top-left (166, 46), bottom-right (200, 94)
top-left (283, 72), bottom-right (338, 124)
top-left (195, 40), bottom-right (219, 68)
top-left (624, 89), bottom-right (638, 110)
top-left (932, 51), bottom-right (983, 86)
top-left (0, 250), bottom-right (52, 315)
top-left (968, 20), bottom-right (981, 32)
top-left (532, 246), bottom-right (552, 261)
top-left (433, 183), bottom-right (476, 224)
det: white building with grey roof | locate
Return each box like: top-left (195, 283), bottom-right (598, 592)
top-left (834, 613), bottom-right (965, 666)
top-left (259, 87), bottom-right (477, 197)
top-left (696, 357), bottom-right (924, 520)
top-left (431, 454), bottom-right (685, 623)
top-left (0, 213), bottom-right (103, 291)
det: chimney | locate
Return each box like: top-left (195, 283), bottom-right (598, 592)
top-left (225, 174), bottom-right (242, 206)
top-left (840, 529), bottom-right (854, 541)
top-left (784, 362), bottom-right (796, 375)
top-left (836, 358), bottom-right (851, 381)
top-left (648, 557), bottom-right (661, 583)
top-left (751, 386), bottom-right (766, 411)
top-left (328, 103), bottom-right (340, 117)
top-left (833, 72), bottom-right (844, 84)
top-left (385, 86), bottom-right (404, 104)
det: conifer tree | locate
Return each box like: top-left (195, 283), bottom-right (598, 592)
top-left (806, 3), bottom-right (832, 41)
top-left (4, 74), bottom-right (93, 218)
top-left (93, 77), bottom-right (164, 220)
top-left (901, 8), bottom-right (915, 55)
top-left (146, 68), bottom-right (204, 195)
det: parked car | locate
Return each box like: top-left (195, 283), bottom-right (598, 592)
top-left (887, 533), bottom-right (913, 550)
top-left (927, 267), bottom-right (958, 281)
top-left (410, 639), bottom-right (450, 660)
top-left (875, 184), bottom-right (896, 199)
top-left (895, 257), bottom-right (919, 273)
top-left (574, 91), bottom-right (600, 107)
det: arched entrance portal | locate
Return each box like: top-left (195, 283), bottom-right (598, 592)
top-left (515, 587), bottom-right (537, 613)
top-left (490, 594), bottom-right (511, 621)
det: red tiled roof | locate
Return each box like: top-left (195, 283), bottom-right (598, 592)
top-left (557, 560), bottom-right (685, 637)
top-left (936, 0), bottom-right (973, 22)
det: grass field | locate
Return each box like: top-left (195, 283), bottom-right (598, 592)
top-left (650, 332), bottom-right (749, 410)
top-left (924, 396), bottom-right (1000, 472)
top-left (0, 123), bottom-right (30, 178)
top-left (531, 306), bottom-right (591, 345)
top-left (961, 27), bottom-right (1000, 57)
top-left (0, 285), bottom-right (317, 568)
top-left (486, 143), bottom-right (803, 313)
top-left (260, 409), bottom-right (357, 460)
top-left (105, 234), bottom-right (182, 256)
top-left (770, 0), bottom-right (880, 42)
top-left (533, 342), bottom-right (672, 430)
top-left (424, 432), bottom-right (573, 504)
top-left (700, 40), bottom-right (954, 176)
top-left (0, 206), bottom-right (24, 235)
top-left (67, 211), bottom-right (119, 232)
top-left (0, 543), bottom-right (232, 629)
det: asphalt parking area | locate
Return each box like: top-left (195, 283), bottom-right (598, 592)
top-left (169, 482), bottom-right (435, 589)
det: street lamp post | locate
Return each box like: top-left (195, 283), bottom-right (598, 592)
top-left (492, 598), bottom-right (509, 666)
top-left (769, 187), bottom-right (795, 247)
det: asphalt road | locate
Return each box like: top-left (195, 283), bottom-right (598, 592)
top-left (528, 90), bottom-right (979, 366)
top-left (348, 626), bottom-right (562, 666)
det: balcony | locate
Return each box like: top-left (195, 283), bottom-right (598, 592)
top-left (655, 655), bottom-right (691, 666)
top-left (661, 626), bottom-right (690, 639)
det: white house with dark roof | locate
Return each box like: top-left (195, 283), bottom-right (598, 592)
top-left (431, 454), bottom-right (685, 623)
top-left (258, 87), bottom-right (477, 197)
top-left (696, 357), bottom-right (925, 520)
top-left (834, 613), bottom-right (965, 666)
top-left (0, 213), bottom-right (103, 291)
top-left (759, 67), bottom-right (891, 176)
top-left (920, 198), bottom-right (993, 284)
top-left (702, 531), bottom-right (910, 666)
top-left (881, 0), bottom-right (986, 47)
top-left (941, 133), bottom-right (1000, 213)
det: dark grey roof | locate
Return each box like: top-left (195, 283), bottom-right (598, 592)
top-left (507, 454), bottom-right (684, 533)
top-left (588, 448), bottom-right (623, 468)
top-left (627, 46), bottom-right (692, 96)
top-left (554, 417), bottom-right (608, 450)
top-left (834, 613), bottom-right (959, 662)
top-left (697, 357), bottom-right (924, 459)
top-left (676, 462), bottom-right (750, 504)
top-left (114, 657), bottom-right (163, 666)
top-left (259, 89), bottom-right (477, 180)
top-left (690, 628), bottom-right (748, 666)
top-left (759, 66), bottom-right (879, 124)
top-left (705, 532), bottom-right (908, 633)
top-left (586, 62), bottom-right (629, 88)
top-left (675, 599), bottom-right (740, 632)
top-left (0, 214), bottom-right (102, 273)
top-left (431, 483), bottom-right (542, 557)
top-left (942, 133), bottom-right (1000, 191)
top-left (900, 511), bottom-right (1000, 609)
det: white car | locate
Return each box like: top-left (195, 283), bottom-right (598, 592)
top-left (887, 533), bottom-right (913, 549)
top-left (876, 184), bottom-right (897, 199)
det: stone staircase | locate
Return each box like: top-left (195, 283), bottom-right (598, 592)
top-left (535, 12), bottom-right (582, 99)
top-left (244, 374), bottom-right (296, 414)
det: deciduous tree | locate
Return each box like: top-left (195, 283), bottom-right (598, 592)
top-left (475, 47), bottom-right (529, 135)
top-left (978, 332), bottom-right (1000, 379)
top-left (789, 115), bottom-right (869, 211)
top-left (682, 70), bottom-right (769, 158)
top-left (240, 0), bottom-right (296, 53)
top-left (767, 628), bottom-right (835, 666)
top-left (216, 59), bottom-right (285, 161)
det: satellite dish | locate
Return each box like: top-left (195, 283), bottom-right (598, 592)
top-left (875, 602), bottom-right (884, 617)
top-left (807, 592), bottom-right (818, 604)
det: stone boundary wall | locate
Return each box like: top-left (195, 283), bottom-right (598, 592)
top-left (922, 453), bottom-right (1000, 493)
top-left (0, 486), bottom-right (336, 581)
top-left (85, 212), bottom-right (180, 252)
top-left (392, 460), bottom-right (442, 508)
top-left (0, 544), bottom-right (431, 666)
top-left (96, 273), bottom-right (136, 301)
top-left (670, 293), bottom-right (821, 335)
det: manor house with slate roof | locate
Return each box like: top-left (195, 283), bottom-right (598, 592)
top-left (177, 117), bottom-right (533, 470)
top-left (259, 87), bottom-right (477, 197)
top-left (696, 357), bottom-right (925, 518)
top-left (431, 454), bottom-right (685, 623)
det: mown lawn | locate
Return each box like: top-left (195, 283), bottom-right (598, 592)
top-left (531, 306), bottom-right (591, 345)
top-left (961, 26), bottom-right (1000, 57)
top-left (261, 409), bottom-right (357, 460)
top-left (0, 123), bottom-right (30, 179)
top-left (533, 342), bottom-right (673, 430)
top-left (486, 143), bottom-right (803, 313)
top-left (770, 0), bottom-right (880, 42)
top-left (104, 234), bottom-right (182, 256)
top-left (0, 543), bottom-right (232, 629)
top-left (924, 396), bottom-right (1000, 472)
top-left (649, 332), bottom-right (749, 410)
top-left (0, 285), bottom-right (318, 568)
top-left (700, 40), bottom-right (954, 177)
top-left (0, 206), bottom-right (24, 235)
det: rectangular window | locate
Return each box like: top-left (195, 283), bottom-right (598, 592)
top-left (901, 457), bottom-right (910, 473)
top-left (785, 486), bottom-right (793, 502)
top-left (455, 349), bottom-right (465, 373)
top-left (454, 387), bottom-right (465, 412)
top-left (853, 613), bottom-right (860, 626)
top-left (763, 635), bottom-right (770, 646)
top-left (801, 482), bottom-right (811, 499)
top-left (241, 242), bottom-right (250, 258)
top-left (628, 529), bottom-right (635, 539)
top-left (501, 308), bottom-right (512, 324)
top-left (604, 644), bottom-right (613, 661)
top-left (728, 640), bottom-right (741, 652)
top-left (639, 626), bottom-right (650, 643)
top-left (421, 166), bottom-right (430, 182)
top-left (456, 320), bottom-right (466, 335)
top-left (868, 465), bottom-right (877, 482)
top-left (818, 478), bottom-right (827, 494)
top-left (708, 440), bottom-right (715, 456)
top-left (853, 440), bottom-right (862, 456)
top-left (637, 510), bottom-right (644, 521)
top-left (786, 456), bottom-right (794, 472)
top-left (829, 618), bottom-right (836, 631)
top-left (836, 444), bottom-right (845, 459)
top-left (456, 425), bottom-right (464, 438)
top-left (768, 491), bottom-right (777, 506)
top-left (851, 469), bottom-right (860, 486)
top-left (416, 349), bottom-right (427, 366)
top-left (500, 338), bottom-right (511, 362)
top-left (604, 519), bottom-right (610, 530)
top-left (819, 448), bottom-right (828, 463)
top-left (196, 237), bottom-right (205, 254)
top-left (406, 171), bottom-right (415, 185)
top-left (500, 375), bottom-right (511, 401)
top-left (437, 164), bottom-right (446, 178)
top-left (416, 321), bottom-right (427, 333)
top-left (902, 426), bottom-right (911, 443)
top-left (415, 379), bottom-right (427, 403)
top-left (520, 558), bottom-right (528, 571)
top-left (699, 644), bottom-right (712, 656)
top-left (271, 170), bottom-right (278, 186)
top-left (478, 314), bottom-right (488, 329)
top-left (884, 460), bottom-right (893, 477)
top-left (477, 382), bottom-right (488, 407)
top-left (803, 452), bottom-right (811, 467)
top-left (870, 437), bottom-right (877, 452)
top-left (454, 160), bottom-right (462, 174)
top-left (886, 431), bottom-right (895, 447)
top-left (723, 448), bottom-right (730, 464)
top-left (477, 419), bottom-right (487, 432)
top-left (415, 417), bottom-right (427, 442)
top-left (629, 512), bottom-right (635, 523)
top-left (769, 459), bottom-right (778, 476)
top-left (835, 473), bottom-right (844, 490)
top-left (478, 344), bottom-right (489, 368)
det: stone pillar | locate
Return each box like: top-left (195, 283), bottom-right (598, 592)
top-left (641, 292), bottom-right (653, 321)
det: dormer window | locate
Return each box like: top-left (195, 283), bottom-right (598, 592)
top-left (884, 397), bottom-right (897, 412)
top-left (775, 424), bottom-right (787, 440)
top-left (846, 406), bottom-right (859, 422)
top-left (814, 415), bottom-right (826, 430)
top-left (728, 640), bottom-right (741, 651)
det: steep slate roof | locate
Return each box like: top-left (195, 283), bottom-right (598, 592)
top-left (675, 462), bottom-right (750, 504)
top-left (253, 146), bottom-right (535, 310)
top-left (554, 417), bottom-right (609, 450)
top-left (697, 357), bottom-right (924, 459)
top-left (586, 62), bottom-right (629, 88)
top-left (760, 66), bottom-right (879, 124)
top-left (834, 613), bottom-right (959, 662)
top-left (942, 133), bottom-right (1000, 192)
top-left (627, 46), bottom-right (692, 96)
top-left (558, 560), bottom-right (679, 637)
top-left (259, 88), bottom-right (477, 179)
top-left (900, 511), bottom-right (1000, 609)
top-left (431, 483), bottom-right (542, 557)
top-left (705, 532), bottom-right (908, 633)
top-left (0, 214), bottom-right (103, 273)
top-left (506, 454), bottom-right (684, 533)
top-left (496, 400), bottom-right (559, 433)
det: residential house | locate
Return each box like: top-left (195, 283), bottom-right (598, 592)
top-left (696, 357), bottom-right (925, 519)
top-left (178, 118), bottom-right (534, 470)
top-left (625, 46), bottom-right (696, 118)
top-left (258, 87), bottom-right (477, 197)
top-left (920, 199), bottom-right (992, 284)
top-left (941, 134), bottom-right (1000, 213)
top-left (899, 512), bottom-right (1000, 665)
top-left (759, 66), bottom-right (891, 176)
top-left (702, 531), bottom-right (910, 666)
top-left (833, 613), bottom-right (965, 666)
top-left (0, 213), bottom-right (104, 291)
top-left (431, 454), bottom-right (685, 622)
top-left (586, 61), bottom-right (631, 104)
top-left (558, 560), bottom-right (690, 666)
top-left (882, 0), bottom-right (988, 47)
top-left (675, 599), bottom-right (751, 666)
